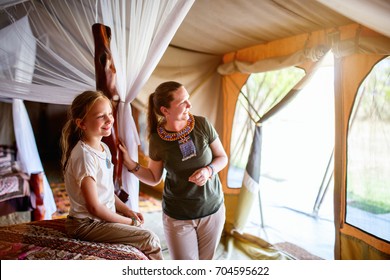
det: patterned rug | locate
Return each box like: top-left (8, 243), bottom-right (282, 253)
top-left (274, 242), bottom-right (323, 260)
top-left (139, 192), bottom-right (162, 213)
top-left (50, 183), bottom-right (70, 219)
top-left (50, 183), bottom-right (162, 219)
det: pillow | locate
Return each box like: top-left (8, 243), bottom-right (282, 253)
top-left (0, 145), bottom-right (16, 160)
top-left (0, 145), bottom-right (21, 175)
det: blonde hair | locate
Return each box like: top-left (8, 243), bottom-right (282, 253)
top-left (147, 81), bottom-right (182, 139)
top-left (60, 90), bottom-right (110, 171)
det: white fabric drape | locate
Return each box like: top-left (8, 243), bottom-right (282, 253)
top-left (0, 1), bottom-right (28, 9)
top-left (0, 16), bottom-right (56, 219)
top-left (1, 0), bottom-right (194, 211)
top-left (0, 1), bottom-right (96, 103)
top-left (99, 0), bottom-right (194, 210)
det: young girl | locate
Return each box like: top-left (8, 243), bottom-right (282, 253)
top-left (61, 90), bottom-right (163, 260)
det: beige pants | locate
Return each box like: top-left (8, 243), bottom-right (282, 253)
top-left (163, 204), bottom-right (226, 260)
top-left (65, 216), bottom-right (163, 260)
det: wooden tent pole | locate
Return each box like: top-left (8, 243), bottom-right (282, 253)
top-left (92, 23), bottom-right (127, 202)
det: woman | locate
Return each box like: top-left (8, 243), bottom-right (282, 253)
top-left (120, 81), bottom-right (228, 260)
top-left (61, 90), bottom-right (163, 260)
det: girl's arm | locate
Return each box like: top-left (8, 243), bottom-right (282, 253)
top-left (80, 176), bottom-right (139, 226)
top-left (114, 194), bottom-right (144, 225)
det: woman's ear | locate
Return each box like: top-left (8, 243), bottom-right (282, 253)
top-left (160, 106), bottom-right (169, 117)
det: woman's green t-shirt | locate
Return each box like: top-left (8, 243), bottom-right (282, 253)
top-left (149, 115), bottom-right (224, 220)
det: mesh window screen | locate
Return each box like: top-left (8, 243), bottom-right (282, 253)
top-left (346, 56), bottom-right (390, 242)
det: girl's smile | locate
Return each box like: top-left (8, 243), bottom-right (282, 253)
top-left (77, 98), bottom-right (114, 148)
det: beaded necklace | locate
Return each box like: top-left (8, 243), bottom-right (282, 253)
top-left (157, 113), bottom-right (197, 161)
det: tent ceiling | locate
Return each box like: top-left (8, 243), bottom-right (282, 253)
top-left (170, 0), bottom-right (353, 55)
top-left (138, 0), bottom-right (355, 112)
top-left (0, 0), bottom-right (386, 111)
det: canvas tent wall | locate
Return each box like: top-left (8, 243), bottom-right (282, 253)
top-left (140, 0), bottom-right (390, 259)
top-left (1, 0), bottom-right (390, 259)
top-left (215, 24), bottom-right (390, 259)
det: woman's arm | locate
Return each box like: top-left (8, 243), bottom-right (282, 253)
top-left (188, 137), bottom-right (228, 186)
top-left (208, 137), bottom-right (228, 174)
top-left (118, 143), bottom-right (164, 186)
top-left (80, 176), bottom-right (139, 226)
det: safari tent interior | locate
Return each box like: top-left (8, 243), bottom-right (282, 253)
top-left (0, 0), bottom-right (390, 260)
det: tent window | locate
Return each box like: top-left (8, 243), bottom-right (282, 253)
top-left (346, 56), bottom-right (390, 242)
top-left (228, 56), bottom-right (335, 259)
top-left (227, 67), bottom-right (305, 188)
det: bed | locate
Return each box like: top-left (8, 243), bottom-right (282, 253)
top-left (0, 145), bottom-right (38, 225)
top-left (0, 145), bottom-right (149, 260)
top-left (0, 218), bottom-right (148, 260)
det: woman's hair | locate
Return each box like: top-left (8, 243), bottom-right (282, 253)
top-left (60, 90), bottom-right (110, 171)
top-left (147, 81), bottom-right (183, 139)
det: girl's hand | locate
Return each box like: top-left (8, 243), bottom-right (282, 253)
top-left (188, 167), bottom-right (210, 186)
top-left (135, 211), bottom-right (144, 225)
top-left (127, 210), bottom-right (144, 227)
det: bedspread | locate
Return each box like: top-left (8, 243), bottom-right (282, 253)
top-left (0, 218), bottom-right (148, 260)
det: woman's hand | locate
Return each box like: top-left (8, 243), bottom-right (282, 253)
top-left (188, 167), bottom-right (210, 186)
top-left (118, 140), bottom-right (130, 162)
top-left (118, 140), bottom-right (136, 170)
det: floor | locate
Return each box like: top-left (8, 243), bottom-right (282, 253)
top-left (140, 180), bottom-right (335, 260)
top-left (142, 206), bottom-right (252, 260)
top-left (140, 185), bottom-right (254, 260)
top-left (238, 174), bottom-right (335, 260)
top-left (43, 159), bottom-right (335, 260)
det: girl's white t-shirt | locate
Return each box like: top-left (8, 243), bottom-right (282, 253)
top-left (64, 141), bottom-right (115, 219)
